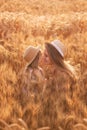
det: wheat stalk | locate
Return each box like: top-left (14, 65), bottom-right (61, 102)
top-left (8, 123), bottom-right (25, 130)
top-left (83, 118), bottom-right (87, 126)
top-left (0, 119), bottom-right (9, 129)
top-left (63, 115), bottom-right (75, 130)
top-left (17, 118), bottom-right (28, 129)
top-left (58, 126), bottom-right (64, 130)
top-left (74, 123), bottom-right (87, 130)
top-left (36, 126), bottom-right (50, 130)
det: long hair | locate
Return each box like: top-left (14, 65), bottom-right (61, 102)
top-left (45, 43), bottom-right (77, 81)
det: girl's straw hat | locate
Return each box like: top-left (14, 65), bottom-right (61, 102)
top-left (50, 40), bottom-right (66, 58)
top-left (23, 46), bottom-right (40, 65)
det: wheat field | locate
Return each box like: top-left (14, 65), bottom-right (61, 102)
top-left (0, 0), bottom-right (87, 130)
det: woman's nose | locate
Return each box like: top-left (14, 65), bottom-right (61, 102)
top-left (44, 54), bottom-right (52, 64)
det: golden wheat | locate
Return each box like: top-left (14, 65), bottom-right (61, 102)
top-left (0, 0), bottom-right (87, 130)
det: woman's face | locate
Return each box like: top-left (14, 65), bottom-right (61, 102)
top-left (42, 49), bottom-right (52, 65)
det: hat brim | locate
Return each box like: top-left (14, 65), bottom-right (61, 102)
top-left (45, 43), bottom-right (64, 59)
top-left (51, 42), bottom-right (64, 58)
top-left (23, 46), bottom-right (40, 66)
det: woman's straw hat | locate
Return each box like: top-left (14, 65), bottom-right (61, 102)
top-left (23, 46), bottom-right (40, 65)
top-left (50, 40), bottom-right (66, 58)
top-left (45, 40), bottom-right (77, 81)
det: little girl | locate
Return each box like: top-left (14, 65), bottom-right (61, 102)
top-left (21, 45), bottom-right (46, 105)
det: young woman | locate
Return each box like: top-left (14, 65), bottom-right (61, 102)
top-left (43, 40), bottom-right (77, 82)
